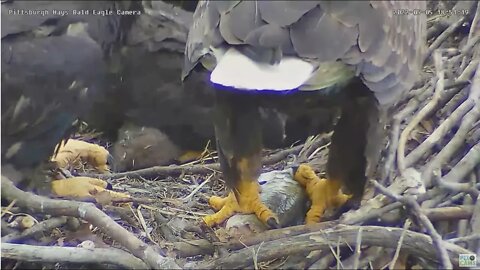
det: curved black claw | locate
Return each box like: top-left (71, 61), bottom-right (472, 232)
top-left (267, 217), bottom-right (281, 229)
top-left (291, 165), bottom-right (300, 175)
top-left (106, 182), bottom-right (113, 190)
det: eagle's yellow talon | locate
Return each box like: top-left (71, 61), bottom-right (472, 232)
top-left (177, 150), bottom-right (207, 164)
top-left (51, 177), bottom-right (129, 199)
top-left (51, 139), bottom-right (110, 173)
top-left (203, 194), bottom-right (237, 227)
top-left (333, 193), bottom-right (352, 208)
top-left (203, 180), bottom-right (279, 228)
top-left (306, 204), bottom-right (326, 224)
top-left (294, 164), bottom-right (350, 224)
top-left (208, 194), bottom-right (231, 211)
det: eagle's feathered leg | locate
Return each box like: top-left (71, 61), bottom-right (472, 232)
top-left (294, 83), bottom-right (383, 224)
top-left (203, 90), bottom-right (279, 228)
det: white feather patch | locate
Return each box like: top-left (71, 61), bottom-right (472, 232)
top-left (210, 48), bottom-right (315, 91)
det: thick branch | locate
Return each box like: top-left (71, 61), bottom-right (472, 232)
top-left (170, 204), bottom-right (474, 258)
top-left (2, 216), bottom-right (68, 243)
top-left (442, 142), bottom-right (480, 183)
top-left (1, 176), bottom-right (180, 269)
top-left (196, 225), bottom-right (470, 269)
top-left (1, 243), bottom-right (148, 269)
top-left (424, 206), bottom-right (474, 221)
top-left (171, 221), bottom-right (336, 258)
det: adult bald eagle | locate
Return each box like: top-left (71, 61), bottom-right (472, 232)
top-left (1, 1), bottom-right (134, 192)
top-left (183, 1), bottom-right (426, 228)
top-left (84, 0), bottom-right (337, 169)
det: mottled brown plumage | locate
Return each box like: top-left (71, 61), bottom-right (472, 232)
top-left (1, 1), bottom-right (134, 193)
top-left (185, 1), bottom-right (426, 104)
top-left (111, 124), bottom-right (182, 172)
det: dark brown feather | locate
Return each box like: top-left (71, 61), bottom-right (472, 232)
top-left (184, 0), bottom-right (427, 105)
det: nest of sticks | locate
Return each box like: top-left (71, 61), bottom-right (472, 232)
top-left (1, 1), bottom-right (479, 269)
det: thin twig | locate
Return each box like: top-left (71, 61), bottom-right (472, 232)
top-left (435, 173), bottom-right (480, 198)
top-left (371, 180), bottom-right (453, 269)
top-left (136, 205), bottom-right (157, 244)
top-left (458, 195), bottom-right (473, 240)
top-left (384, 100), bottom-right (421, 182)
top-left (182, 173), bottom-right (214, 202)
top-left (470, 194), bottom-right (480, 253)
top-left (352, 227), bottom-right (363, 270)
top-left (448, 234), bottom-right (480, 244)
top-left (461, 2), bottom-right (480, 69)
top-left (334, 236), bottom-right (342, 270)
top-left (253, 241), bottom-right (264, 270)
top-left (298, 134), bottom-right (332, 163)
top-left (1, 199), bottom-right (17, 218)
top-left (467, 2), bottom-right (480, 42)
top-left (389, 219), bottom-right (412, 269)
top-left (437, 183), bottom-right (480, 208)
